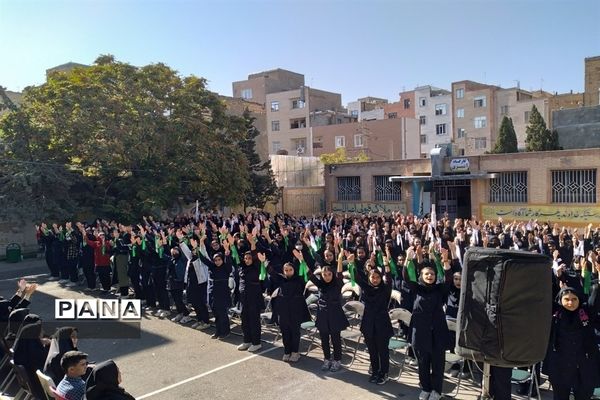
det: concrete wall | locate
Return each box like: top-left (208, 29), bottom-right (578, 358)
top-left (0, 221), bottom-right (38, 258)
top-left (553, 105), bottom-right (600, 150)
top-left (263, 187), bottom-right (325, 216)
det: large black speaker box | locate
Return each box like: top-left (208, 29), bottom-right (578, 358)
top-left (456, 247), bottom-right (553, 367)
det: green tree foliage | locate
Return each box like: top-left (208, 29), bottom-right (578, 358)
top-left (235, 109), bottom-right (280, 210)
top-left (0, 56), bottom-right (251, 221)
top-left (525, 105), bottom-right (561, 151)
top-left (491, 116), bottom-right (518, 154)
top-left (319, 147), bottom-right (370, 165)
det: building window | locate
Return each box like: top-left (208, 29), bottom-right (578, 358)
top-left (436, 123), bottom-right (447, 135)
top-left (500, 105), bottom-right (509, 115)
top-left (373, 176), bottom-right (401, 201)
top-left (457, 128), bottom-right (466, 138)
top-left (293, 138), bottom-right (307, 154)
top-left (434, 104), bottom-right (447, 115)
top-left (420, 134), bottom-right (427, 144)
top-left (335, 136), bottom-right (346, 148)
top-left (290, 118), bottom-right (306, 129)
top-left (337, 176), bottom-right (361, 201)
top-left (351, 110), bottom-right (359, 117)
top-left (474, 116), bottom-right (487, 129)
top-left (271, 101), bottom-right (279, 112)
top-left (474, 138), bottom-right (487, 149)
top-left (459, 148), bottom-right (465, 156)
top-left (419, 115), bottom-right (427, 125)
top-left (457, 108), bottom-right (465, 118)
top-left (456, 88), bottom-right (464, 99)
top-left (292, 99), bottom-right (305, 109)
top-left (474, 96), bottom-right (487, 108)
top-left (387, 112), bottom-right (397, 119)
top-left (524, 111), bottom-right (531, 122)
top-left (419, 97), bottom-right (426, 107)
top-left (490, 171), bottom-right (528, 203)
top-left (272, 141), bottom-right (281, 153)
top-left (403, 99), bottom-right (411, 109)
top-left (241, 89), bottom-right (252, 100)
top-left (354, 134), bottom-right (364, 147)
top-left (271, 120), bottom-right (280, 131)
top-left (552, 169), bottom-right (597, 203)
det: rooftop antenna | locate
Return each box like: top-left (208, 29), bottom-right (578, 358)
top-left (540, 77), bottom-right (544, 91)
top-left (514, 80), bottom-right (520, 89)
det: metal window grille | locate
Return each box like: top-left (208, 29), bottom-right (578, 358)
top-left (337, 176), bottom-right (361, 201)
top-left (373, 176), bottom-right (401, 201)
top-left (489, 171), bottom-right (528, 203)
top-left (552, 169), bottom-right (597, 203)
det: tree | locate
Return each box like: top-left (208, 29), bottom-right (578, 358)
top-left (491, 116), bottom-right (518, 154)
top-left (320, 147), bottom-right (370, 164)
top-left (236, 109), bottom-right (280, 210)
top-left (0, 56), bottom-right (251, 221)
top-left (525, 105), bottom-right (560, 151)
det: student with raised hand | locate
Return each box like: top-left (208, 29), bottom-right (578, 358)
top-left (237, 228), bottom-right (264, 352)
top-left (349, 250), bottom-right (393, 385)
top-left (403, 244), bottom-right (452, 400)
top-left (543, 286), bottom-right (600, 400)
top-left (79, 224), bottom-right (112, 294)
top-left (178, 228), bottom-right (210, 329)
top-left (197, 235), bottom-right (233, 339)
top-left (272, 251), bottom-right (312, 363)
top-left (309, 249), bottom-right (349, 372)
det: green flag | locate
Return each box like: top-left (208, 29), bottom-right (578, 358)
top-left (348, 262), bottom-right (357, 287)
top-left (259, 261), bottom-right (267, 281)
top-left (299, 260), bottom-right (309, 283)
top-left (407, 259), bottom-right (417, 282)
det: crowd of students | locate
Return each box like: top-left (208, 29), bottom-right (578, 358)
top-left (28, 212), bottom-right (600, 399)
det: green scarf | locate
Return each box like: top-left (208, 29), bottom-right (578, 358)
top-left (230, 244), bottom-right (240, 265)
top-left (315, 236), bottom-right (322, 251)
top-left (433, 252), bottom-right (445, 283)
top-left (407, 259), bottom-right (417, 283)
top-left (284, 236), bottom-right (289, 251)
top-left (101, 242), bottom-right (106, 255)
top-left (376, 250), bottom-right (385, 268)
top-left (168, 235), bottom-right (173, 247)
top-left (131, 244), bottom-right (137, 257)
top-left (582, 265), bottom-right (592, 295)
top-left (389, 257), bottom-right (398, 277)
top-left (155, 237), bottom-right (164, 259)
top-left (141, 237), bottom-right (147, 251)
top-left (299, 260), bottom-right (309, 283)
top-left (348, 262), bottom-right (357, 287)
top-left (259, 261), bottom-right (267, 281)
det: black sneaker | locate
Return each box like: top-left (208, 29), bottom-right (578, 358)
top-left (376, 373), bottom-right (389, 385)
top-left (369, 373), bottom-right (379, 383)
top-left (210, 334), bottom-right (220, 339)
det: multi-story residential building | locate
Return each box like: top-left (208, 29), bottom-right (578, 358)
top-left (451, 80), bottom-right (499, 156)
top-left (312, 118), bottom-right (420, 161)
top-left (383, 90), bottom-right (416, 120)
top-left (266, 87), bottom-right (342, 156)
top-left (414, 86), bottom-right (452, 158)
top-left (584, 56), bottom-right (600, 107)
top-left (232, 68), bottom-right (305, 106)
top-left (218, 95), bottom-right (268, 161)
top-left (495, 88), bottom-right (550, 150)
top-left (347, 97), bottom-right (388, 121)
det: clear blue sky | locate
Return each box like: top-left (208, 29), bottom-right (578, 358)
top-left (1, 0), bottom-right (599, 104)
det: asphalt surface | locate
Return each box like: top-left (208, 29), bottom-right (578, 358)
top-left (0, 259), bottom-right (553, 400)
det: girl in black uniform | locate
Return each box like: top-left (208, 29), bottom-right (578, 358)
top-left (237, 230), bottom-right (264, 352)
top-left (544, 286), bottom-right (600, 400)
top-left (272, 254), bottom-right (311, 362)
top-left (309, 250), bottom-right (349, 372)
top-left (403, 245), bottom-right (452, 400)
top-left (349, 251), bottom-right (393, 385)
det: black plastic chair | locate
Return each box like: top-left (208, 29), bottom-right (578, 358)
top-left (10, 360), bottom-right (34, 400)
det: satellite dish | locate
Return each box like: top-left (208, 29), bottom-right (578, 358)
top-left (296, 146), bottom-right (305, 155)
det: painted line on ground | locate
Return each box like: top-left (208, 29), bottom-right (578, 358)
top-left (136, 345), bottom-right (278, 399)
top-left (0, 273), bottom-right (49, 283)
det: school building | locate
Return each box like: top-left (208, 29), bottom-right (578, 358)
top-left (323, 147), bottom-right (600, 226)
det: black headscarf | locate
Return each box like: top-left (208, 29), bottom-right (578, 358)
top-left (4, 308), bottom-right (29, 342)
top-left (0, 300), bottom-right (10, 322)
top-left (43, 326), bottom-right (77, 382)
top-left (85, 360), bottom-right (135, 400)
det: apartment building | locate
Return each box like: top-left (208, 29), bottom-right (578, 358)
top-left (232, 68), bottom-right (305, 106)
top-left (383, 90), bottom-right (416, 119)
top-left (584, 56), bottom-right (600, 107)
top-left (312, 118), bottom-right (420, 161)
top-left (451, 81), bottom-right (499, 156)
top-left (266, 87), bottom-right (342, 156)
top-left (495, 88), bottom-right (550, 150)
top-left (414, 86), bottom-right (452, 158)
top-left (347, 97), bottom-right (388, 121)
